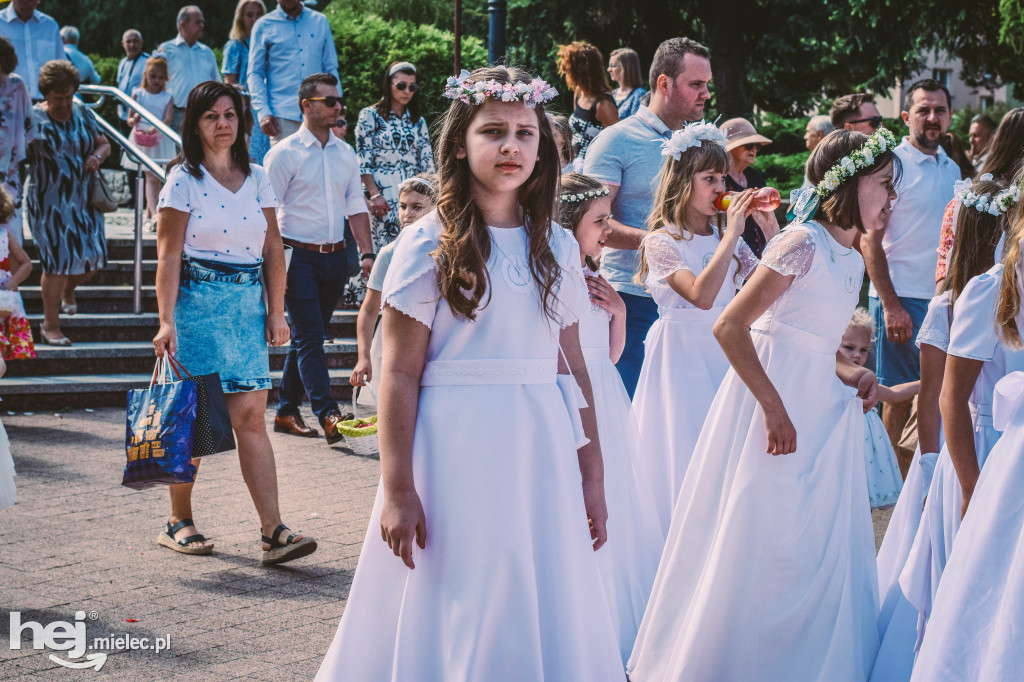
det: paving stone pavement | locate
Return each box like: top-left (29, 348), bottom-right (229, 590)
top-left (0, 406), bottom-right (380, 680)
top-left (0, 405), bottom-right (896, 680)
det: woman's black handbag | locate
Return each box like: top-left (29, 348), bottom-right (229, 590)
top-left (166, 354), bottom-right (236, 457)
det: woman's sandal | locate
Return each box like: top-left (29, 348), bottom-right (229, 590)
top-left (157, 518), bottom-right (214, 555)
top-left (261, 524), bottom-right (317, 565)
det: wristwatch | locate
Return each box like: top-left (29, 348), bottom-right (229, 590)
top-left (360, 252), bottom-right (376, 261)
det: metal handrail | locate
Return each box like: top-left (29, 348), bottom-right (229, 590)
top-left (73, 86), bottom-right (178, 314)
top-left (77, 84), bottom-right (182, 148)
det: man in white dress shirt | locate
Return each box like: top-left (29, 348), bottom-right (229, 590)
top-left (116, 29), bottom-right (148, 134)
top-left (264, 73), bottom-right (373, 443)
top-left (155, 6), bottom-right (220, 131)
top-left (247, 0), bottom-right (340, 145)
top-left (860, 78), bottom-right (960, 472)
top-left (0, 0), bottom-right (64, 100)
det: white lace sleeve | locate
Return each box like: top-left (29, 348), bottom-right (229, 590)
top-left (760, 228), bottom-right (815, 278)
top-left (736, 239), bottom-right (759, 279)
top-left (644, 233), bottom-right (689, 283)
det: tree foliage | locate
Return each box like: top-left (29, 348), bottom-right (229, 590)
top-left (325, 2), bottom-right (488, 127)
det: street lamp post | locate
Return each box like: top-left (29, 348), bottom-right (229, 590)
top-left (487, 0), bottom-right (507, 65)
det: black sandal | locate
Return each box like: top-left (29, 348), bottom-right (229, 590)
top-left (157, 518), bottom-right (214, 555)
top-left (261, 524), bottom-right (317, 565)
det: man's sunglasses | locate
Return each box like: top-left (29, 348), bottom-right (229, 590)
top-left (743, 143), bottom-right (764, 151)
top-left (306, 96), bottom-right (344, 109)
top-left (848, 115), bottom-right (883, 129)
top-left (394, 82), bottom-right (419, 92)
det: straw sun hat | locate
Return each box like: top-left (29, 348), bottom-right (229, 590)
top-left (719, 118), bottom-right (773, 152)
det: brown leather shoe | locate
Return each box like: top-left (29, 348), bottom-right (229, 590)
top-left (321, 410), bottom-right (352, 445)
top-left (273, 413), bottom-right (319, 438)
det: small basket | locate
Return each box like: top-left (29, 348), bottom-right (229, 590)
top-left (338, 385), bottom-right (378, 456)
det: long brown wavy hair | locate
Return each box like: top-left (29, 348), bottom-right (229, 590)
top-left (433, 65), bottom-right (562, 321)
top-left (634, 142), bottom-right (731, 286)
top-left (997, 172), bottom-right (1024, 348)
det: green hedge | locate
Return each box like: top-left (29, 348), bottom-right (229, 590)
top-left (326, 4), bottom-right (487, 129)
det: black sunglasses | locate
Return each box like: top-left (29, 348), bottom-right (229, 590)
top-left (743, 143), bottom-right (764, 151)
top-left (848, 115), bottom-right (883, 129)
top-left (394, 82), bottom-right (419, 92)
top-left (305, 96), bottom-right (343, 108)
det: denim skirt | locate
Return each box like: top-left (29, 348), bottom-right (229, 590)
top-left (174, 256), bottom-right (271, 393)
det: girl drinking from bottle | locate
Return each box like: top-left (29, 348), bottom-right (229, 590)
top-left (631, 121), bottom-right (776, 538)
top-left (316, 66), bottom-right (623, 681)
top-left (558, 172), bottom-right (661, 665)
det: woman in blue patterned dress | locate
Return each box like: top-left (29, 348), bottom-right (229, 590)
top-left (356, 61), bottom-right (436, 253)
top-left (222, 0), bottom-right (270, 164)
top-left (26, 61), bottom-right (110, 346)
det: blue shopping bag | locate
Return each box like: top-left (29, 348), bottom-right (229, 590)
top-left (122, 357), bottom-right (198, 490)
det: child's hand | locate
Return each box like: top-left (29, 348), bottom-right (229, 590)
top-left (724, 189), bottom-right (756, 239)
top-left (762, 400), bottom-right (797, 455)
top-left (582, 478), bottom-right (609, 551)
top-left (380, 487), bottom-right (427, 569)
top-left (586, 274), bottom-right (625, 318)
top-left (350, 358), bottom-right (372, 386)
top-left (856, 370), bottom-right (879, 411)
top-left (751, 207), bottom-right (781, 243)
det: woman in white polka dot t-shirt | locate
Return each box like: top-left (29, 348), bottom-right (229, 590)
top-left (152, 81), bottom-right (317, 566)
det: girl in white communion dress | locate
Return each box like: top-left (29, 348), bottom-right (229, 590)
top-left (628, 128), bottom-right (898, 682)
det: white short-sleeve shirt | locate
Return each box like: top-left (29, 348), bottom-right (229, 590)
top-left (158, 163), bottom-right (279, 264)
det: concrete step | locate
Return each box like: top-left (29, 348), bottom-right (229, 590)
top-left (7, 338), bottom-right (358, 376)
top-left (24, 311), bottom-right (358, 342)
top-left (20, 285), bottom-right (158, 314)
top-left (0, 368), bottom-right (357, 411)
top-left (24, 260), bottom-right (158, 287)
top-left (23, 237), bottom-right (158, 262)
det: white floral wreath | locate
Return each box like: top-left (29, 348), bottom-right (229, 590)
top-left (789, 127), bottom-right (897, 223)
top-left (954, 174), bottom-right (1021, 217)
top-left (660, 120), bottom-right (727, 160)
top-left (443, 69), bottom-right (558, 108)
top-left (559, 187), bottom-right (610, 204)
top-left (815, 127), bottom-right (897, 198)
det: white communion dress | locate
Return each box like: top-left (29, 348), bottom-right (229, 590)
top-left (315, 214), bottom-right (623, 682)
top-left (627, 221), bottom-right (879, 682)
top-left (579, 263), bottom-right (662, 667)
top-left (898, 264), bottom-right (1024, 654)
top-left (910, 370), bottom-right (1024, 681)
top-left (631, 226), bottom-right (758, 537)
top-left (870, 291), bottom-right (950, 682)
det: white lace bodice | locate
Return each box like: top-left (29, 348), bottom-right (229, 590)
top-left (643, 227), bottom-right (758, 309)
top-left (380, 213), bottom-right (588, 366)
top-left (917, 291), bottom-right (952, 353)
top-left (751, 221), bottom-right (865, 347)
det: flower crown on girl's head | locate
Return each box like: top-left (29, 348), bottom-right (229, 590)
top-left (443, 69), bottom-right (558, 108)
top-left (954, 174), bottom-right (1021, 217)
top-left (660, 121), bottom-right (727, 160)
top-left (559, 187), bottom-right (610, 204)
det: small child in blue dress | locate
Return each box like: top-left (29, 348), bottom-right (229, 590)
top-left (839, 308), bottom-right (919, 508)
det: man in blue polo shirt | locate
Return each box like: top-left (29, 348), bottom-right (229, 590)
top-left (584, 37), bottom-right (713, 397)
